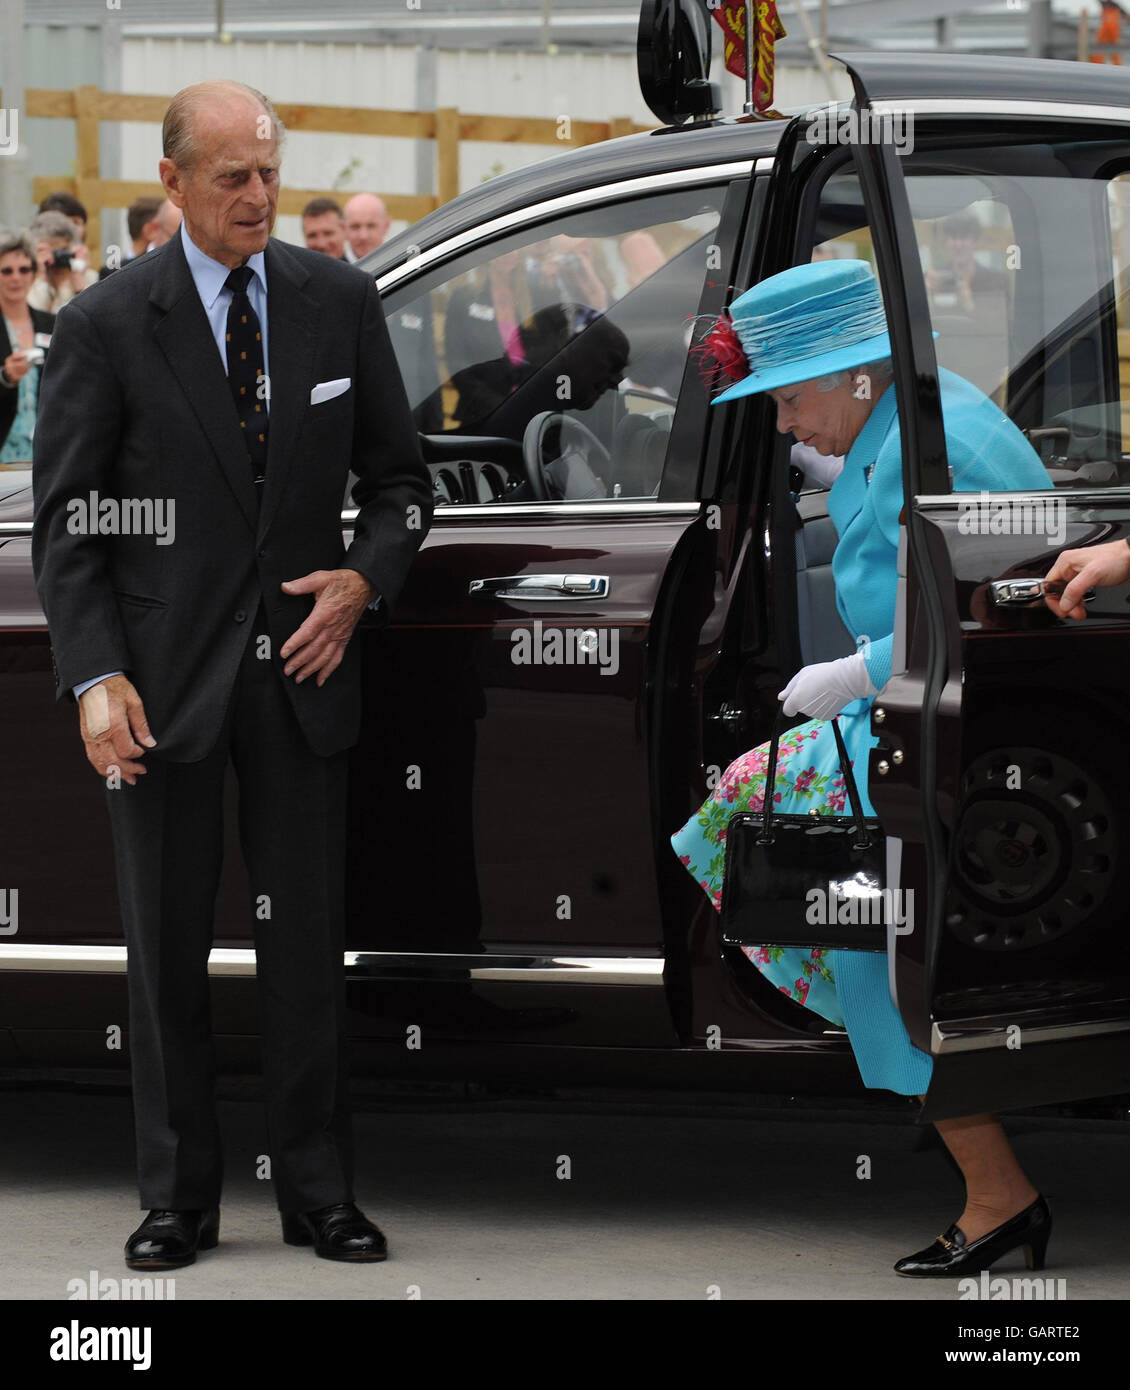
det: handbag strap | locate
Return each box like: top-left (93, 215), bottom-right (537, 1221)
top-left (758, 706), bottom-right (874, 849)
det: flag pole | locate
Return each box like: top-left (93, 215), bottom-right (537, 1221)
top-left (743, 1), bottom-right (757, 113)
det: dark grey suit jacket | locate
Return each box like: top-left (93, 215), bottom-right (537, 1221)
top-left (31, 232), bottom-right (433, 760)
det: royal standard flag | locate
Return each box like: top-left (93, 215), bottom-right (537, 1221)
top-left (710, 0), bottom-right (787, 114)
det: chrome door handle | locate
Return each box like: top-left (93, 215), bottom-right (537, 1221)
top-left (468, 573), bottom-right (610, 601)
top-left (989, 578), bottom-right (1093, 607)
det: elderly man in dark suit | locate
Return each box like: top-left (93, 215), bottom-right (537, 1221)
top-left (32, 80), bottom-right (432, 1269)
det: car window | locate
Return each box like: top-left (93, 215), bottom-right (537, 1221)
top-left (383, 187), bottom-right (724, 504)
top-left (810, 145), bottom-right (1130, 490)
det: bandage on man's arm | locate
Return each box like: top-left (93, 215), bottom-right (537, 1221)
top-left (79, 681), bottom-right (112, 737)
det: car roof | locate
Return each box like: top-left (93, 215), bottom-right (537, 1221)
top-left (362, 117), bottom-right (787, 276)
top-left (835, 49), bottom-right (1130, 109)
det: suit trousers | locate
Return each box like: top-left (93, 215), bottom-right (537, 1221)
top-left (104, 598), bottom-right (354, 1212)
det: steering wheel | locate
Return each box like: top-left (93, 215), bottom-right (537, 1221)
top-left (521, 411), bottom-right (611, 502)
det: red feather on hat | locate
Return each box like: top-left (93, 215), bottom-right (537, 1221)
top-left (691, 310), bottom-right (750, 386)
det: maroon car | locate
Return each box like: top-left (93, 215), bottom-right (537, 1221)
top-left (3, 24), bottom-right (1130, 1121)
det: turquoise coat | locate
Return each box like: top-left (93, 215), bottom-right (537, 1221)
top-left (826, 368), bottom-right (1052, 1092)
top-left (673, 368), bottom-right (1053, 1094)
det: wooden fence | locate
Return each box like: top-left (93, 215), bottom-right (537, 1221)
top-left (4, 86), bottom-right (651, 267)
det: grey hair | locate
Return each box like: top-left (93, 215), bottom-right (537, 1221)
top-left (813, 357), bottom-right (895, 393)
top-left (27, 210), bottom-right (78, 246)
top-left (0, 227), bottom-right (37, 265)
top-left (163, 80), bottom-right (287, 173)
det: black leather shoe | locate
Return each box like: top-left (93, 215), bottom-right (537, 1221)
top-left (894, 1194), bottom-right (1051, 1278)
top-left (125, 1208), bottom-right (220, 1270)
top-left (281, 1202), bottom-right (388, 1262)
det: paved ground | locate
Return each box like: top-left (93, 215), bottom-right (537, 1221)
top-left (0, 1084), bottom-right (1126, 1300)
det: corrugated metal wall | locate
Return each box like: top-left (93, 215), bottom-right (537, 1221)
top-left (1, 24), bottom-right (106, 227)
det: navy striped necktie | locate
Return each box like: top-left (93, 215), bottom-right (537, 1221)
top-left (224, 265), bottom-right (267, 483)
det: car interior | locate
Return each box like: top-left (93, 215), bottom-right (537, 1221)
top-left (378, 186), bottom-right (724, 507)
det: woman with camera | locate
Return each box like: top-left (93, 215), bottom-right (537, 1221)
top-left (26, 210), bottom-right (97, 316)
top-left (0, 229), bottom-right (55, 466)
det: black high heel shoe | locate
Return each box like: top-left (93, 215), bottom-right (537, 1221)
top-left (894, 1194), bottom-right (1051, 1278)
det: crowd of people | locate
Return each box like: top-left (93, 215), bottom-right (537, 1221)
top-left (0, 187), bottom-right (393, 467)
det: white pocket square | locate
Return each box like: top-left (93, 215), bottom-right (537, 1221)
top-left (310, 377), bottom-right (351, 405)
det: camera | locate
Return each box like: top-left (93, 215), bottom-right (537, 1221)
top-left (50, 247), bottom-right (74, 270)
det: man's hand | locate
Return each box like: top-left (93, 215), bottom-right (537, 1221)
top-left (279, 568), bottom-right (375, 686)
top-left (78, 674), bottom-right (156, 785)
top-left (1043, 540), bottom-right (1130, 620)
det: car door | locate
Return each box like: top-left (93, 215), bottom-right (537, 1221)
top-left (343, 169), bottom-right (752, 1044)
top-left (836, 56), bottom-right (1130, 1117)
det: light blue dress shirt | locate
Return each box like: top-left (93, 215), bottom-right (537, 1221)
top-left (179, 221), bottom-right (270, 408)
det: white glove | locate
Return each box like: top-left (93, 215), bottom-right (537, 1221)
top-left (790, 441), bottom-right (844, 488)
top-left (779, 651), bottom-right (877, 720)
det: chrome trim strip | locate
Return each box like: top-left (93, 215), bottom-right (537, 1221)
top-left (344, 952), bottom-right (664, 985)
top-left (4, 501), bottom-right (702, 544)
top-left (0, 943), bottom-right (663, 986)
top-left (914, 490), bottom-right (1130, 511)
top-left (932, 1015), bottom-right (1130, 1055)
top-left (872, 98), bottom-right (1130, 124)
top-left (754, 156), bottom-right (775, 174)
top-left (343, 500), bottom-right (702, 523)
top-left (0, 944), bottom-right (252, 976)
top-left (375, 162), bottom-right (754, 292)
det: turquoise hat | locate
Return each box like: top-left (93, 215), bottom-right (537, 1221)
top-left (711, 259), bottom-right (897, 403)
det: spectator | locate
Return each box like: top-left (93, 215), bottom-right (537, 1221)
top-left (926, 210), bottom-right (1011, 316)
top-left (343, 193), bottom-right (390, 262)
top-left (148, 199), bottom-right (183, 248)
top-left (38, 191), bottom-right (88, 246)
top-left (27, 211), bottom-right (97, 313)
top-left (530, 234), bottom-right (614, 333)
top-left (301, 197), bottom-right (348, 260)
top-left (99, 195), bottom-right (165, 279)
top-left (619, 230), bottom-right (667, 288)
top-left (0, 228), bottom-right (54, 466)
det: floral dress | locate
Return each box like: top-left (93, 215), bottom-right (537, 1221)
top-left (671, 690), bottom-right (935, 1095)
top-left (674, 718), bottom-right (849, 1024)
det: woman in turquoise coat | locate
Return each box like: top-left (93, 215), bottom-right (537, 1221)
top-left (673, 258), bottom-right (1055, 1277)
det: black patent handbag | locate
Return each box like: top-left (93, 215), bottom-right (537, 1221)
top-left (719, 709), bottom-right (888, 951)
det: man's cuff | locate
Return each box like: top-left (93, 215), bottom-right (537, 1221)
top-left (74, 671), bottom-right (123, 699)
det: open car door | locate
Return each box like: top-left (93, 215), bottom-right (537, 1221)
top-left (844, 52), bottom-right (1130, 1118)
